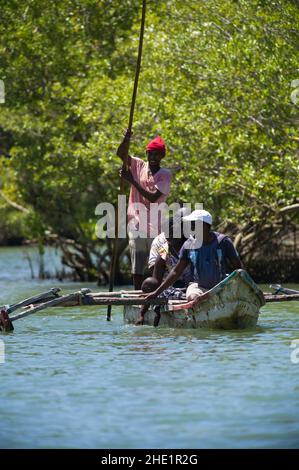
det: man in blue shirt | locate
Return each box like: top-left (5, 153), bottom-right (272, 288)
top-left (145, 209), bottom-right (242, 302)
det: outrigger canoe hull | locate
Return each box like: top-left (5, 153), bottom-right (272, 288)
top-left (124, 270), bottom-right (265, 330)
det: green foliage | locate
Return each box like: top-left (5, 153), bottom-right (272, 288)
top-left (0, 207), bottom-right (28, 245)
top-left (0, 0), bottom-right (298, 268)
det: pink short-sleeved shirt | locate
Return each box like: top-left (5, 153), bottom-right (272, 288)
top-left (128, 156), bottom-right (171, 237)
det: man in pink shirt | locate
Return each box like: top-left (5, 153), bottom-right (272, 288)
top-left (117, 130), bottom-right (172, 289)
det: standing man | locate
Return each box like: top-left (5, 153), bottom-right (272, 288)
top-left (117, 130), bottom-right (172, 289)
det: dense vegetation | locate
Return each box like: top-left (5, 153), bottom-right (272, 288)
top-left (0, 0), bottom-right (298, 282)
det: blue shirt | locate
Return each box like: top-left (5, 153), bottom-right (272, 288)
top-left (179, 232), bottom-right (239, 289)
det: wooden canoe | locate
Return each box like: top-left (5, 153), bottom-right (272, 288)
top-left (123, 269), bottom-right (265, 329)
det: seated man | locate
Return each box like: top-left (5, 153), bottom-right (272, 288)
top-left (135, 215), bottom-right (192, 325)
top-left (145, 209), bottom-right (242, 302)
top-left (148, 214), bottom-right (192, 287)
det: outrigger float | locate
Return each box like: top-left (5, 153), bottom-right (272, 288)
top-left (1, 270), bottom-right (299, 333)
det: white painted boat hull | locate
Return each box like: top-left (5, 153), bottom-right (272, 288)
top-left (124, 270), bottom-right (265, 330)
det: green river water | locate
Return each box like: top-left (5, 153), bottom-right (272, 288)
top-left (0, 247), bottom-right (299, 449)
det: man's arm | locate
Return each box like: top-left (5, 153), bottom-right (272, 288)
top-left (146, 258), bottom-right (189, 300)
top-left (120, 168), bottom-right (163, 203)
top-left (230, 257), bottom-right (243, 270)
top-left (116, 129), bottom-right (132, 165)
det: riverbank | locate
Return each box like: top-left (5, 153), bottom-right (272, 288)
top-left (0, 245), bottom-right (298, 285)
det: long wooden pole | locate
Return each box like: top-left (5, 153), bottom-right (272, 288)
top-left (264, 293), bottom-right (299, 302)
top-left (10, 293), bottom-right (80, 322)
top-left (107, 0), bottom-right (147, 321)
top-left (7, 287), bottom-right (61, 314)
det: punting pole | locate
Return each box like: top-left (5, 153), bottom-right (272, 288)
top-left (107, 0), bottom-right (147, 321)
